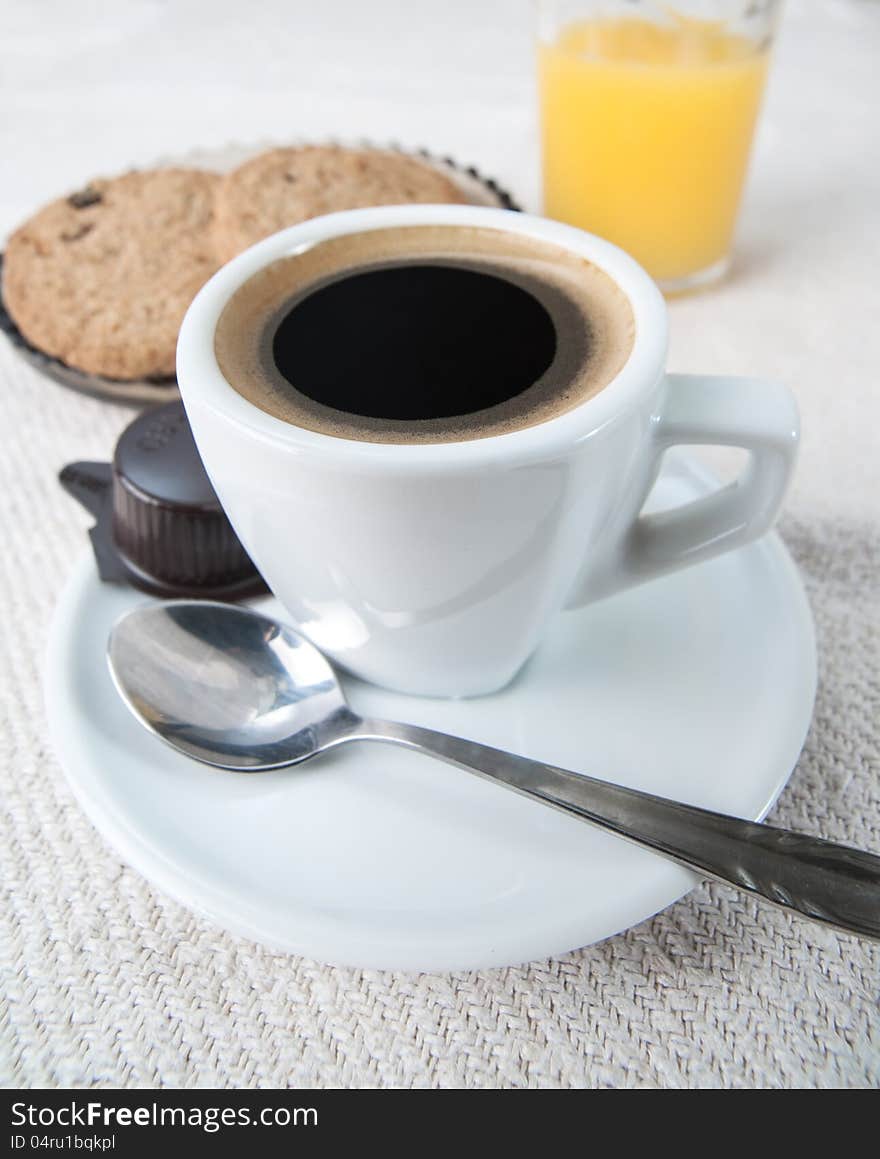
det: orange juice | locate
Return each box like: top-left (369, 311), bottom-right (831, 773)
top-left (538, 16), bottom-right (770, 285)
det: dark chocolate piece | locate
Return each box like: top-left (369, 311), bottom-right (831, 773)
top-left (60, 402), bottom-right (267, 600)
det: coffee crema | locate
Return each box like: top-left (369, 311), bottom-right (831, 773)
top-left (214, 225), bottom-right (635, 444)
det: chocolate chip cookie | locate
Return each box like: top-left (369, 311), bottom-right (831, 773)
top-left (213, 146), bottom-right (469, 262)
top-left (2, 169), bottom-right (220, 379)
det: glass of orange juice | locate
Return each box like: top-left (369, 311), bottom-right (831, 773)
top-left (537, 1), bottom-right (781, 291)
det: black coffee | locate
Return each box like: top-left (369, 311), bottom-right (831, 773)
top-left (214, 225), bottom-right (635, 444)
top-left (271, 263), bottom-right (557, 421)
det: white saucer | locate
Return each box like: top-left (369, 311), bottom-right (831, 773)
top-left (45, 453), bottom-right (816, 971)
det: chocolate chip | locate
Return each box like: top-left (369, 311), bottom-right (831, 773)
top-left (68, 186), bottom-right (103, 209)
top-left (61, 222), bottom-right (95, 242)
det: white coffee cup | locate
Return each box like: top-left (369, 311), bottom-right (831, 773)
top-left (177, 204), bottom-right (798, 697)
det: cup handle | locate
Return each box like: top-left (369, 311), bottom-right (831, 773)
top-left (568, 373), bottom-right (800, 607)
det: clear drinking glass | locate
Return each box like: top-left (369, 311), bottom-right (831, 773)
top-left (537, 0), bottom-right (782, 291)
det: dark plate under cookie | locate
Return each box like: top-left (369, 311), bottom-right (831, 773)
top-left (0, 145), bottom-right (520, 407)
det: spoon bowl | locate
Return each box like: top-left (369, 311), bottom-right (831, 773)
top-left (108, 601), bottom-right (353, 769)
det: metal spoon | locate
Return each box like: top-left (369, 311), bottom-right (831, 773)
top-left (107, 600), bottom-right (880, 941)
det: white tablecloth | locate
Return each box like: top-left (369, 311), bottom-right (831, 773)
top-left (1, 0), bottom-right (877, 1088)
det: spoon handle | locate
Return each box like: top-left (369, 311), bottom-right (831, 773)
top-left (355, 717), bottom-right (880, 940)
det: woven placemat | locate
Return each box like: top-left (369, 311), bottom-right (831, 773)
top-left (0, 354), bottom-right (877, 1089)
